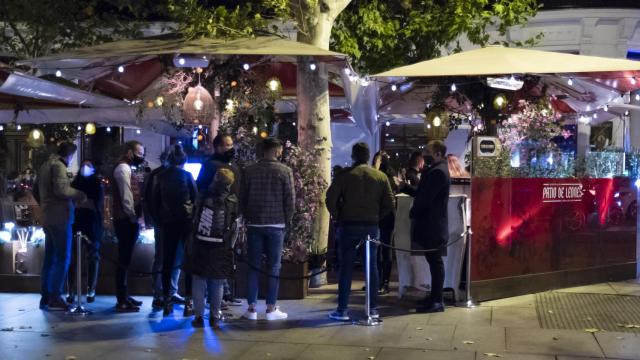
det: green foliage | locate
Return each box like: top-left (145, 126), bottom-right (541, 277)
top-left (168, 0), bottom-right (271, 39)
top-left (0, 0), bottom-right (164, 59)
top-left (332, 0), bottom-right (540, 74)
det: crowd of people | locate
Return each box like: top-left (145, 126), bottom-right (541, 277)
top-left (34, 133), bottom-right (453, 328)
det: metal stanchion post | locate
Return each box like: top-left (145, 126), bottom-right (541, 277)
top-left (67, 232), bottom-right (91, 315)
top-left (462, 226), bottom-right (478, 308)
top-left (357, 235), bottom-right (381, 326)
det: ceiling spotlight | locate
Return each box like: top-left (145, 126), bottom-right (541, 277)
top-left (243, 63), bottom-right (250, 71)
top-left (117, 65), bottom-right (125, 73)
top-left (391, 84), bottom-right (397, 91)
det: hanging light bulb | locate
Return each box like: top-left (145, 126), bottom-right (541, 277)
top-left (493, 94), bottom-right (507, 109)
top-left (242, 63), bottom-right (250, 71)
top-left (155, 96), bottom-right (164, 107)
top-left (450, 83), bottom-right (457, 92)
top-left (178, 58), bottom-right (186, 66)
top-left (391, 84), bottom-right (397, 91)
top-left (193, 97), bottom-right (204, 111)
top-left (567, 78), bottom-right (574, 86)
top-left (55, 69), bottom-right (62, 77)
top-left (433, 116), bottom-right (442, 127)
top-left (117, 65), bottom-right (125, 73)
top-left (268, 78), bottom-right (281, 92)
top-left (309, 63), bottom-right (317, 71)
top-left (252, 126), bottom-right (258, 135)
top-left (30, 128), bottom-right (42, 140)
top-left (198, 124), bottom-right (203, 129)
top-left (631, 77), bottom-right (637, 85)
top-left (85, 122), bottom-right (96, 135)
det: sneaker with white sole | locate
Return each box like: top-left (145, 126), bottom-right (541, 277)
top-left (243, 310), bottom-right (258, 320)
top-left (265, 307), bottom-right (288, 321)
top-left (328, 310), bottom-right (350, 321)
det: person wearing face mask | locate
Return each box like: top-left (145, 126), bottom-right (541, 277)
top-left (154, 144), bottom-right (198, 317)
top-left (404, 140), bottom-right (451, 313)
top-left (196, 133), bottom-right (243, 307)
top-left (112, 140), bottom-right (146, 312)
top-left (66, 160), bottom-right (104, 303)
top-left (36, 142), bottom-right (87, 311)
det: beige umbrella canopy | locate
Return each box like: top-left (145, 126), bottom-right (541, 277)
top-left (17, 36), bottom-right (345, 64)
top-left (373, 45), bottom-right (640, 77)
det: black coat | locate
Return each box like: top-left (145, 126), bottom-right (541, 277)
top-left (154, 166), bottom-right (197, 222)
top-left (406, 160), bottom-right (450, 255)
top-left (188, 187), bottom-right (238, 279)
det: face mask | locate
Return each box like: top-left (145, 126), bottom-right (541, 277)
top-left (220, 148), bottom-right (235, 163)
top-left (424, 155), bottom-right (435, 167)
top-left (80, 165), bottom-right (95, 177)
top-left (132, 155), bottom-right (145, 166)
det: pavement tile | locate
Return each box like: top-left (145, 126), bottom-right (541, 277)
top-left (325, 322), bottom-right (408, 347)
top-left (482, 295), bottom-right (537, 308)
top-left (296, 344), bottom-right (382, 360)
top-left (376, 347), bottom-right (474, 360)
top-left (429, 306), bottom-right (492, 326)
top-left (452, 325), bottom-right (506, 353)
top-left (491, 354), bottom-right (555, 360)
top-left (555, 284), bottom-right (617, 295)
top-left (392, 324), bottom-right (455, 350)
top-left (491, 306), bottom-right (540, 328)
top-left (594, 331), bottom-right (640, 360)
top-left (506, 328), bottom-right (604, 357)
top-left (234, 342), bottom-right (310, 360)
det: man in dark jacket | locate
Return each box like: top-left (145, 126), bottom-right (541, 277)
top-left (325, 143), bottom-right (395, 321)
top-left (241, 138), bottom-right (295, 321)
top-left (37, 142), bottom-right (87, 311)
top-left (144, 147), bottom-right (184, 309)
top-left (406, 140), bottom-right (451, 313)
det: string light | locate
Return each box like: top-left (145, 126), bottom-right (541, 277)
top-left (391, 84), bottom-right (397, 91)
top-left (17, 124), bottom-right (22, 130)
top-left (624, 110), bottom-right (630, 116)
top-left (155, 96), bottom-right (164, 107)
top-left (55, 70), bottom-right (62, 77)
top-left (635, 94), bottom-right (640, 101)
top-left (136, 129), bottom-right (141, 134)
top-left (198, 124), bottom-right (203, 129)
top-left (106, 127), bottom-right (111, 133)
top-left (604, 104), bottom-right (609, 112)
top-left (178, 58), bottom-right (186, 66)
top-left (567, 78), bottom-right (574, 86)
top-left (77, 125), bottom-right (82, 131)
top-left (632, 77), bottom-right (637, 85)
top-left (344, 68), bottom-right (351, 75)
top-left (578, 114), bottom-right (589, 124)
top-left (385, 121), bottom-right (390, 126)
top-left (450, 83), bottom-right (457, 92)
top-left (309, 63), bottom-right (317, 71)
top-left (0, 125), bottom-right (3, 131)
top-left (243, 63), bottom-right (250, 71)
top-left (117, 65), bottom-right (125, 73)
top-left (593, 113), bottom-right (598, 119)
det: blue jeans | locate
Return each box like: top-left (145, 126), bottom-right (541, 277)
top-left (193, 275), bottom-right (225, 317)
top-left (337, 225), bottom-right (380, 312)
top-left (151, 226), bottom-right (180, 299)
top-left (246, 226), bottom-right (285, 306)
top-left (41, 224), bottom-right (73, 299)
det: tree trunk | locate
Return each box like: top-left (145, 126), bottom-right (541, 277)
top-left (296, 0), bottom-right (351, 286)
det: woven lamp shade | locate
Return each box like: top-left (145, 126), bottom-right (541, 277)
top-left (183, 85), bottom-right (216, 125)
top-left (424, 109), bottom-right (450, 141)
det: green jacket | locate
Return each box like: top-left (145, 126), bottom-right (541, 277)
top-left (326, 164), bottom-right (395, 225)
top-left (36, 154), bottom-right (86, 226)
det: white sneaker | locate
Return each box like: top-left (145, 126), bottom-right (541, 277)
top-left (265, 307), bottom-right (288, 321)
top-left (243, 310), bottom-right (258, 320)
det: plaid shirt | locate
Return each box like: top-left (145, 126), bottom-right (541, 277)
top-left (241, 159), bottom-right (295, 226)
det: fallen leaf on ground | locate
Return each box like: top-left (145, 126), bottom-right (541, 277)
top-left (463, 340), bottom-right (475, 344)
top-left (584, 317), bottom-right (592, 321)
top-left (547, 310), bottom-right (554, 314)
top-left (483, 353), bottom-right (503, 357)
top-left (1, 327), bottom-right (14, 331)
top-left (415, 327), bottom-right (423, 330)
top-left (368, 357), bottom-right (375, 360)
top-left (584, 328), bottom-right (601, 333)
top-left (40, 334), bottom-right (49, 337)
top-left (616, 337), bottom-right (625, 340)
top-left (552, 337), bottom-right (559, 340)
top-left (65, 357), bottom-right (76, 360)
top-left (425, 337), bottom-right (433, 341)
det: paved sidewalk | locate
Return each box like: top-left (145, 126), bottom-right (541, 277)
top-left (1, 279), bottom-right (639, 360)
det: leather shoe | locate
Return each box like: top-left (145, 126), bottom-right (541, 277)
top-left (48, 297), bottom-right (70, 311)
top-left (127, 296), bottom-right (143, 306)
top-left (416, 302), bottom-right (445, 314)
top-left (171, 294), bottom-right (185, 304)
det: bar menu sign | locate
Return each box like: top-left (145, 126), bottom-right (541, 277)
top-left (542, 183), bottom-right (584, 203)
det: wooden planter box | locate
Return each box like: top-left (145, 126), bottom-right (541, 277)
top-left (235, 261), bottom-right (308, 300)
